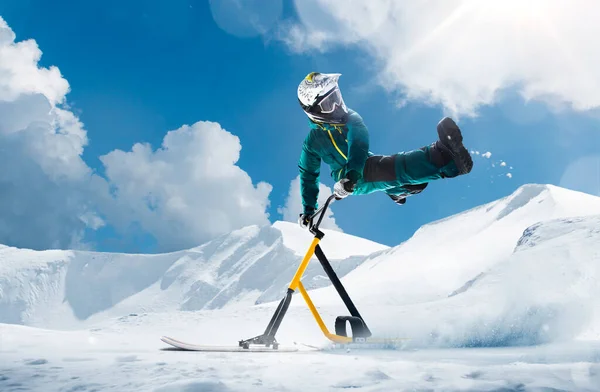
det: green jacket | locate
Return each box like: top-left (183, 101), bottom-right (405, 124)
top-left (298, 108), bottom-right (371, 214)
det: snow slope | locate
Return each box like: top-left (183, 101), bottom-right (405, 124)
top-left (1, 210), bottom-right (600, 391)
top-left (130, 205), bottom-right (599, 351)
top-left (0, 221), bottom-right (387, 328)
top-left (308, 184), bottom-right (600, 309)
top-left (349, 214), bottom-right (600, 348)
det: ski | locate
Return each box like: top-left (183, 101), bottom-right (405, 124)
top-left (160, 336), bottom-right (298, 352)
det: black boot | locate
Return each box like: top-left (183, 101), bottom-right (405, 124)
top-left (435, 117), bottom-right (473, 175)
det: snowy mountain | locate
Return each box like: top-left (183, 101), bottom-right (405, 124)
top-left (0, 220), bottom-right (387, 328)
top-left (2, 183), bottom-right (598, 334)
top-left (308, 184), bottom-right (600, 308)
top-left (332, 213), bottom-right (600, 348)
top-left (2, 183), bottom-right (600, 391)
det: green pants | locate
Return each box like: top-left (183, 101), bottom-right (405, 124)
top-left (353, 145), bottom-right (459, 196)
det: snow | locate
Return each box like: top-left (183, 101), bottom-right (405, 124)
top-left (272, 220), bottom-right (388, 258)
top-left (2, 317), bottom-right (600, 391)
top-left (363, 214), bottom-right (600, 348)
top-left (1, 184), bottom-right (600, 391)
top-left (0, 222), bottom-right (388, 328)
top-left (307, 184), bottom-right (600, 308)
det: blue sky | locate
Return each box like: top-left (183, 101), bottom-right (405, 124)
top-left (0, 0), bottom-right (599, 253)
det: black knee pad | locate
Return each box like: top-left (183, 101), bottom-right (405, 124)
top-left (363, 155), bottom-right (397, 182)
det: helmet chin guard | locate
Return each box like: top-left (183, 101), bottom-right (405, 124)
top-left (298, 72), bottom-right (348, 124)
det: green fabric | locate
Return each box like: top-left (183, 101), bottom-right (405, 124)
top-left (298, 109), bottom-right (370, 213)
top-left (297, 109), bottom-right (457, 214)
top-left (352, 146), bottom-right (458, 196)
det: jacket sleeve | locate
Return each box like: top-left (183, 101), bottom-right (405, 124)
top-left (298, 134), bottom-right (321, 214)
top-left (345, 111), bottom-right (370, 182)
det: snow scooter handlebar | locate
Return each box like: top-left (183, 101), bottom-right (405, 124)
top-left (308, 194), bottom-right (336, 235)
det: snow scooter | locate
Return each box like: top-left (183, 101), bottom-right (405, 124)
top-left (161, 194), bottom-right (406, 352)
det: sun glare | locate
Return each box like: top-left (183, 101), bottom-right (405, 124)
top-left (468, 0), bottom-right (558, 26)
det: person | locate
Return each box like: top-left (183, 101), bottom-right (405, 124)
top-left (296, 72), bottom-right (474, 228)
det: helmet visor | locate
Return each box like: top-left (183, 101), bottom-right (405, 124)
top-left (318, 87), bottom-right (346, 114)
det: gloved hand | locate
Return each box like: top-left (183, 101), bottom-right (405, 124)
top-left (298, 212), bottom-right (313, 229)
top-left (333, 178), bottom-right (355, 200)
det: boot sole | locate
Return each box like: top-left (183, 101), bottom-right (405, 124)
top-left (437, 117), bottom-right (473, 175)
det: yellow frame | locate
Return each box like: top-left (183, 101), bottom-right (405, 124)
top-left (288, 237), bottom-right (353, 344)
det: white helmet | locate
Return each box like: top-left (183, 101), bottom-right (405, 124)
top-left (297, 72), bottom-right (348, 124)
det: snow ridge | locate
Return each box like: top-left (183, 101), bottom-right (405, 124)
top-left (0, 223), bottom-right (386, 328)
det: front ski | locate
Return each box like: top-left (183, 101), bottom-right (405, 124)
top-left (160, 336), bottom-right (298, 352)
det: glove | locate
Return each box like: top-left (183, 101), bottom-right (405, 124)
top-left (333, 178), bottom-right (355, 200)
top-left (298, 212), bottom-right (313, 229)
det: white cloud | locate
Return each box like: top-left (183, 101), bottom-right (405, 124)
top-left (482, 152), bottom-right (492, 159)
top-left (283, 0), bottom-right (600, 117)
top-left (0, 16), bottom-right (104, 250)
top-left (0, 18), bottom-right (69, 105)
top-left (0, 17), bottom-right (273, 252)
top-left (506, 173), bottom-right (513, 179)
top-left (100, 121), bottom-right (273, 251)
top-left (500, 161), bottom-right (507, 167)
top-left (278, 176), bottom-right (342, 232)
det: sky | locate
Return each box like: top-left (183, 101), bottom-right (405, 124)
top-left (0, 0), bottom-right (599, 254)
